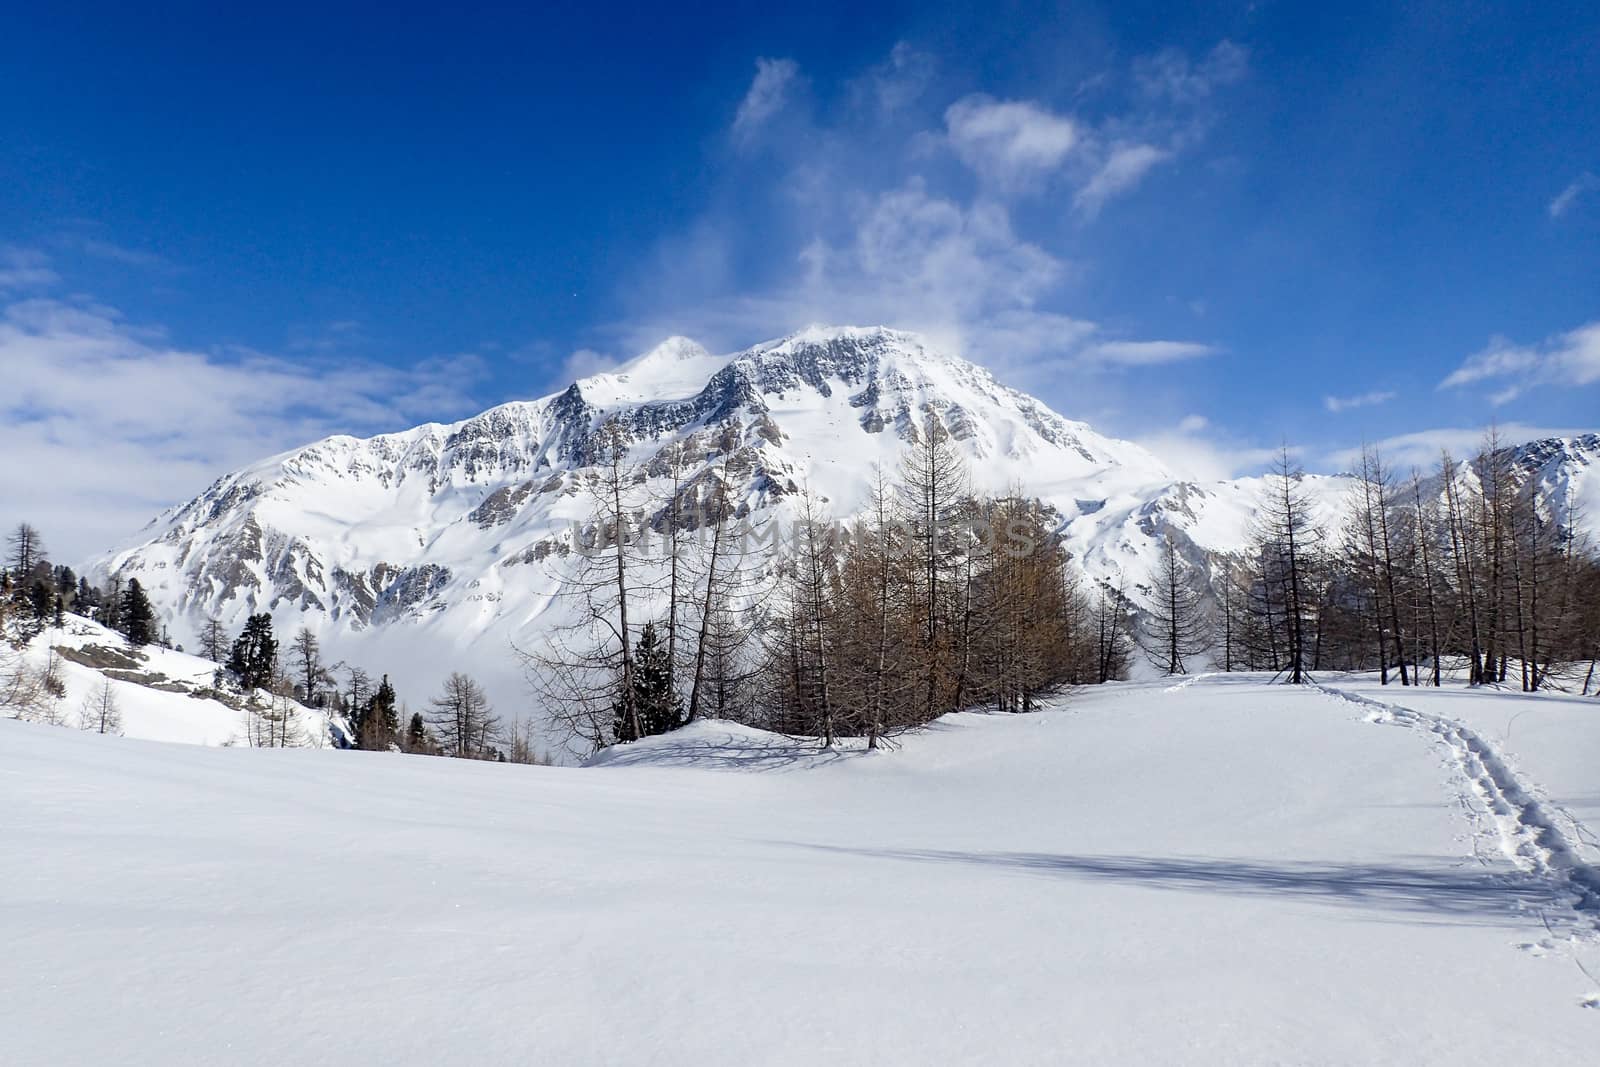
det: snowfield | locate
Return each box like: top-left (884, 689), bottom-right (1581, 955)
top-left (4, 676), bottom-right (1598, 1065)
top-left (26, 616), bottom-right (335, 746)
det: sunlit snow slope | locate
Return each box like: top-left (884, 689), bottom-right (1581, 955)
top-left (4, 676), bottom-right (1597, 1064)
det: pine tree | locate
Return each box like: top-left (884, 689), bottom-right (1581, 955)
top-left (227, 613), bottom-right (278, 691)
top-left (626, 620), bottom-right (682, 740)
top-left (359, 674), bottom-right (400, 750)
top-left (404, 712), bottom-right (429, 753)
top-left (120, 579), bottom-right (156, 647)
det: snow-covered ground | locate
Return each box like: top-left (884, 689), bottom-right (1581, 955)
top-left (3, 676), bottom-right (1597, 1064)
top-left (1322, 674), bottom-right (1600, 895)
top-left (20, 615), bottom-right (334, 746)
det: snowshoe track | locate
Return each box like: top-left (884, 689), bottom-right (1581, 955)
top-left (1314, 681), bottom-right (1600, 921)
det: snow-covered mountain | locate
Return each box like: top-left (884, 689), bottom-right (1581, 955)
top-left (89, 326), bottom-right (1600, 715)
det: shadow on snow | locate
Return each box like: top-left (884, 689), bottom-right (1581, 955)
top-left (783, 843), bottom-right (1582, 928)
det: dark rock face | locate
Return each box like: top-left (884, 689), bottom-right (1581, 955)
top-left (469, 482), bottom-right (537, 529)
top-left (371, 564), bottom-right (453, 625)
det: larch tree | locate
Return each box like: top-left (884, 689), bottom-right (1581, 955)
top-left (77, 678), bottom-right (124, 735)
top-left (7, 523), bottom-right (44, 577)
top-left (1142, 537), bottom-right (1213, 675)
top-left (427, 672), bottom-right (501, 758)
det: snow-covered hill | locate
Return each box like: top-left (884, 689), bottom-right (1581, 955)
top-left (14, 614), bottom-right (337, 747)
top-left (5, 675), bottom-right (1597, 1063)
top-left (88, 326), bottom-right (1600, 717)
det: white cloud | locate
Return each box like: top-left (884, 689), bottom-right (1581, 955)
top-left (619, 42), bottom-right (1239, 411)
top-left (1137, 415), bottom-right (1282, 482)
top-left (1136, 40), bottom-right (1249, 103)
top-left (858, 42), bottom-right (935, 116)
top-left (1549, 172), bottom-right (1598, 219)
top-left (1323, 389), bottom-right (1396, 413)
top-left (1322, 424), bottom-right (1586, 472)
top-left (1074, 142), bottom-right (1173, 217)
top-left (0, 246), bottom-right (60, 290)
top-left (75, 238), bottom-right (172, 270)
top-left (555, 347), bottom-right (624, 384)
top-left (1438, 321), bottom-right (1600, 404)
top-left (944, 96), bottom-right (1081, 189)
top-left (0, 296), bottom-right (485, 564)
top-left (1083, 339), bottom-right (1216, 366)
top-left (732, 57), bottom-right (801, 144)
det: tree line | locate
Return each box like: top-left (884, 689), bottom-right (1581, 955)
top-left (525, 414), bottom-right (1135, 756)
top-left (1154, 434), bottom-right (1600, 691)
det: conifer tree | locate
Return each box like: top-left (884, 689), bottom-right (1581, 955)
top-left (227, 613), bottom-right (278, 691)
top-left (631, 620), bottom-right (682, 739)
top-left (404, 711), bottom-right (429, 753)
top-left (359, 674), bottom-right (400, 749)
top-left (120, 579), bottom-right (156, 647)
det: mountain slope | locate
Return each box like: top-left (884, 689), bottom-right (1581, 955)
top-left (89, 326), bottom-right (1600, 719)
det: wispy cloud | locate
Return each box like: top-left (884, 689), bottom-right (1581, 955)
top-left (1135, 40), bottom-right (1249, 103)
top-left (732, 57), bottom-right (801, 144)
top-left (1323, 389), bottom-right (1396, 413)
top-left (1323, 424), bottom-right (1585, 472)
top-left (1549, 172), bottom-right (1598, 219)
top-left (1137, 412), bottom-right (1283, 482)
top-left (1075, 142), bottom-right (1172, 217)
top-left (554, 347), bottom-right (624, 385)
top-left (1439, 321), bottom-right (1600, 404)
top-left (1083, 339), bottom-right (1216, 366)
top-left (944, 96), bottom-right (1081, 190)
top-left (73, 237), bottom-right (173, 270)
top-left (618, 40), bottom-right (1241, 402)
top-left (855, 42), bottom-right (935, 116)
top-left (0, 294), bottom-right (486, 563)
top-left (0, 246), bottom-right (60, 290)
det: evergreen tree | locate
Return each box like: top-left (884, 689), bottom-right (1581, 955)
top-left (637, 620), bottom-right (682, 738)
top-left (100, 578), bottom-right (124, 634)
top-left (404, 711), bottom-right (429, 753)
top-left (613, 621), bottom-right (683, 742)
top-left (227, 613), bottom-right (278, 691)
top-left (27, 579), bottom-right (53, 621)
top-left (120, 579), bottom-right (157, 647)
top-left (358, 674), bottom-right (400, 750)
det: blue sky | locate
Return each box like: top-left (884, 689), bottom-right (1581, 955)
top-left (3, 1), bottom-right (1597, 561)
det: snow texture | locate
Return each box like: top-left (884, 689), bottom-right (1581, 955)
top-left (4, 675), bottom-right (1597, 1064)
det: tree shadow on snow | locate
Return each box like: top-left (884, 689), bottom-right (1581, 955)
top-left (588, 732), bottom-right (865, 771)
top-left (784, 844), bottom-right (1582, 927)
